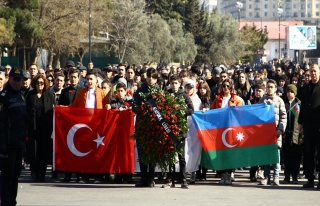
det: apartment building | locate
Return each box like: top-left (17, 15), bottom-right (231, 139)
top-left (218, 0), bottom-right (320, 21)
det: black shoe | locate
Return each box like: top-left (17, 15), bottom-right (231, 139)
top-left (282, 179), bottom-right (290, 184)
top-left (181, 181), bottom-right (189, 189)
top-left (147, 181), bottom-right (155, 187)
top-left (94, 178), bottom-right (101, 184)
top-left (303, 181), bottom-right (314, 188)
top-left (317, 182), bottom-right (320, 189)
top-left (51, 172), bottom-right (58, 179)
top-left (78, 177), bottom-right (87, 184)
top-left (135, 181), bottom-right (148, 187)
top-left (62, 177), bottom-right (71, 183)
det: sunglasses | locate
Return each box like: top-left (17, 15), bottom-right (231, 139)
top-left (222, 84), bottom-right (230, 88)
top-left (37, 81), bottom-right (44, 85)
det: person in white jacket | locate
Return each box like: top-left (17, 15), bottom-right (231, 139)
top-left (183, 78), bottom-right (202, 184)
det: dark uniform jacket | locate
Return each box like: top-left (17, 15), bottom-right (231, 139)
top-left (298, 80), bottom-right (320, 134)
top-left (0, 83), bottom-right (28, 151)
top-left (58, 85), bottom-right (82, 105)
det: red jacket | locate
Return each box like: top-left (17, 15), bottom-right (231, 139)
top-left (210, 92), bottom-right (243, 109)
top-left (71, 87), bottom-right (107, 109)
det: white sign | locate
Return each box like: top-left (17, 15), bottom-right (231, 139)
top-left (288, 26), bottom-right (317, 50)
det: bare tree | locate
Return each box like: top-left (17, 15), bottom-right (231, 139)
top-left (107, 0), bottom-right (149, 63)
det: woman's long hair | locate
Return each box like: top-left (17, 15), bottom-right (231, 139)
top-left (30, 74), bottom-right (49, 92)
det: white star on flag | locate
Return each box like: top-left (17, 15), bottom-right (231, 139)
top-left (236, 132), bottom-right (245, 142)
top-left (93, 134), bottom-right (105, 148)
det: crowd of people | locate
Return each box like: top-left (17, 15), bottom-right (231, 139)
top-left (1, 59), bottom-right (320, 204)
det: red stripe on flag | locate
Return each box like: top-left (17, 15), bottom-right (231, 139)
top-left (197, 122), bottom-right (277, 151)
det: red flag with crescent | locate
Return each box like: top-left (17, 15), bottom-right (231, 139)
top-left (53, 107), bottom-right (135, 173)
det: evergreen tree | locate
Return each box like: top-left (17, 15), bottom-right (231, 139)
top-left (184, 0), bottom-right (209, 64)
top-left (145, 0), bottom-right (186, 21)
top-left (240, 24), bottom-right (268, 62)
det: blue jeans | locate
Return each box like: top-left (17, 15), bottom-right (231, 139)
top-left (263, 149), bottom-right (280, 179)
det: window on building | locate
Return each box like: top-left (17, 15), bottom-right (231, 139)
top-left (249, 5), bottom-right (252, 9)
top-left (249, 12), bottom-right (253, 17)
top-left (265, 12), bottom-right (268, 16)
top-left (293, 12), bottom-right (298, 17)
top-left (307, 4), bottom-right (311, 8)
top-left (301, 12), bottom-right (305, 17)
top-left (307, 12), bottom-right (311, 17)
top-left (316, 12), bottom-right (320, 16)
top-left (265, 4), bottom-right (268, 9)
top-left (316, 4), bottom-right (320, 8)
top-left (301, 4), bottom-right (305, 9)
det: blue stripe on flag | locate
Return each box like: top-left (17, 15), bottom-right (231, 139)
top-left (191, 103), bottom-right (275, 131)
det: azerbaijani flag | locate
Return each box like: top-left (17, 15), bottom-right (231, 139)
top-left (192, 104), bottom-right (278, 170)
top-left (291, 103), bottom-right (300, 118)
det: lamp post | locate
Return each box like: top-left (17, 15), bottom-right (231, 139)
top-left (236, 1), bottom-right (243, 40)
top-left (89, 0), bottom-right (92, 62)
top-left (277, 4), bottom-right (283, 60)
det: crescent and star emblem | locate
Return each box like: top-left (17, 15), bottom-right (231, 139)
top-left (67, 123), bottom-right (105, 157)
top-left (221, 128), bottom-right (245, 148)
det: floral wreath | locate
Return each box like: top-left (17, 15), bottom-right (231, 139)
top-left (134, 87), bottom-right (188, 170)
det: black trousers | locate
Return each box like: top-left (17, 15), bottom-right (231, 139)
top-left (303, 130), bottom-right (320, 183)
top-left (282, 133), bottom-right (301, 180)
top-left (166, 140), bottom-right (187, 183)
top-left (139, 162), bottom-right (155, 184)
top-left (0, 148), bottom-right (23, 206)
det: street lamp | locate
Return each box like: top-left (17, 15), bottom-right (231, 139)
top-left (236, 1), bottom-right (243, 40)
top-left (236, 1), bottom-right (243, 26)
top-left (89, 0), bottom-right (92, 62)
top-left (277, 5), bottom-right (283, 60)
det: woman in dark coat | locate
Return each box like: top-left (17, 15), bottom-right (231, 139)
top-left (26, 74), bottom-right (53, 182)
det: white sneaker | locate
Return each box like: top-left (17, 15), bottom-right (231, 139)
top-left (259, 178), bottom-right (268, 185)
top-left (231, 172), bottom-right (235, 182)
top-left (273, 178), bottom-right (280, 186)
top-left (219, 174), bottom-right (226, 185)
top-left (224, 174), bottom-right (232, 185)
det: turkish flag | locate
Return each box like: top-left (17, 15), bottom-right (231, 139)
top-left (53, 107), bottom-right (135, 173)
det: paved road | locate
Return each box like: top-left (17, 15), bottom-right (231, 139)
top-left (16, 168), bottom-right (320, 206)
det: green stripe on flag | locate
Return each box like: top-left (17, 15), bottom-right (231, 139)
top-left (200, 144), bottom-right (279, 170)
top-left (292, 110), bottom-right (299, 119)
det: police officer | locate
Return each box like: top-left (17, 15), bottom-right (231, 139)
top-left (0, 68), bottom-right (28, 206)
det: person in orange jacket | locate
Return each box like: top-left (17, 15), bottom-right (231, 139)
top-left (210, 78), bottom-right (243, 185)
top-left (71, 69), bottom-right (108, 184)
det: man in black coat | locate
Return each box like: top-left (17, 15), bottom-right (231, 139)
top-left (298, 63), bottom-right (320, 189)
top-left (58, 68), bottom-right (82, 182)
top-left (58, 69), bottom-right (82, 106)
top-left (0, 68), bottom-right (28, 206)
top-left (133, 68), bottom-right (159, 187)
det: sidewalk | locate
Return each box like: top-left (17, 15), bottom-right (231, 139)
top-left (16, 168), bottom-right (320, 206)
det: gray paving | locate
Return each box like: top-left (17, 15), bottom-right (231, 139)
top-left (16, 168), bottom-right (320, 206)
